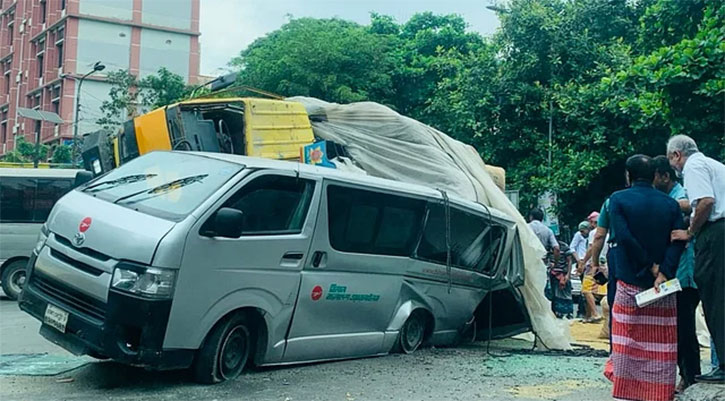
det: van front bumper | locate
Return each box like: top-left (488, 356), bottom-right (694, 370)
top-left (19, 270), bottom-right (194, 370)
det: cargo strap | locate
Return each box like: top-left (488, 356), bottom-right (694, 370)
top-left (439, 190), bottom-right (452, 294)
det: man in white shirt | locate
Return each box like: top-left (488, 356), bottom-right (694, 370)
top-left (668, 134), bottom-right (725, 383)
top-left (569, 221), bottom-right (590, 264)
top-left (528, 208), bottom-right (560, 264)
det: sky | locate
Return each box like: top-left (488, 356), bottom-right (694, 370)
top-left (199, 0), bottom-right (501, 76)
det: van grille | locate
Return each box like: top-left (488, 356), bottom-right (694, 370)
top-left (30, 274), bottom-right (107, 322)
top-left (54, 234), bottom-right (111, 262)
top-left (50, 249), bottom-right (104, 277)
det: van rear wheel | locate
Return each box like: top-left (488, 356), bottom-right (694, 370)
top-left (398, 312), bottom-right (426, 354)
top-left (1, 260), bottom-right (28, 301)
top-left (193, 313), bottom-right (252, 384)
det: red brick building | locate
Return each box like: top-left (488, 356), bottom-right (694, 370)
top-left (0, 0), bottom-right (200, 157)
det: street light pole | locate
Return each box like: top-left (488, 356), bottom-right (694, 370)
top-left (72, 61), bottom-right (105, 166)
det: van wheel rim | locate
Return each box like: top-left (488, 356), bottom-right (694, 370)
top-left (8, 269), bottom-right (25, 295)
top-left (403, 318), bottom-right (423, 352)
top-left (219, 326), bottom-right (249, 380)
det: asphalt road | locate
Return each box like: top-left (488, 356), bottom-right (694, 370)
top-left (0, 295), bottom-right (614, 401)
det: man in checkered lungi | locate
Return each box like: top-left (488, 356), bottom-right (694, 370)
top-left (608, 155), bottom-right (686, 401)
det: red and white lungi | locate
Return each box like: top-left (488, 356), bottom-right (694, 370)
top-left (611, 280), bottom-right (677, 401)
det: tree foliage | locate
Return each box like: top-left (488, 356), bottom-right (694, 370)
top-left (98, 68), bottom-right (193, 129)
top-left (1, 136), bottom-right (49, 163)
top-left (231, 18), bottom-right (399, 104)
top-left (228, 0), bottom-right (724, 227)
top-left (50, 144), bottom-right (72, 164)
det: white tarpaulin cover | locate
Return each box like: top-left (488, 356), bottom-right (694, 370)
top-left (289, 96), bottom-right (572, 350)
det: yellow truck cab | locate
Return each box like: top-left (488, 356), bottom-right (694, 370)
top-left (82, 97), bottom-right (315, 174)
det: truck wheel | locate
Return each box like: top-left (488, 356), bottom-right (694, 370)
top-left (193, 313), bottom-right (252, 384)
top-left (397, 312), bottom-right (426, 354)
top-left (1, 260), bottom-right (28, 301)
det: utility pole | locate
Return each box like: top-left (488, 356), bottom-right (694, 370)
top-left (548, 99), bottom-right (553, 183)
top-left (72, 61), bottom-right (105, 166)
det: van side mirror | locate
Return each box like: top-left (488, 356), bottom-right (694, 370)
top-left (213, 208), bottom-right (244, 238)
top-left (74, 171), bottom-right (94, 188)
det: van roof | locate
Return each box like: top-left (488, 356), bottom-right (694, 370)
top-left (188, 151), bottom-right (515, 223)
top-left (0, 168), bottom-right (83, 178)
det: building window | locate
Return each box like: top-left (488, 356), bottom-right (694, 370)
top-left (7, 15), bottom-right (14, 46)
top-left (56, 42), bottom-right (62, 68)
top-left (2, 59), bottom-right (11, 95)
top-left (40, 0), bottom-right (47, 24)
top-left (55, 27), bottom-right (64, 69)
top-left (60, 0), bottom-right (66, 11)
top-left (37, 54), bottom-right (44, 78)
top-left (1, 108), bottom-right (7, 144)
top-left (36, 39), bottom-right (45, 79)
top-left (50, 84), bottom-right (61, 115)
top-left (28, 93), bottom-right (41, 110)
top-left (34, 119), bottom-right (41, 141)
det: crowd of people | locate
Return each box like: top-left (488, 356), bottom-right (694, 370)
top-left (528, 135), bottom-right (724, 401)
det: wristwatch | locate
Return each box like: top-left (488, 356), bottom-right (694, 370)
top-left (687, 227), bottom-right (694, 238)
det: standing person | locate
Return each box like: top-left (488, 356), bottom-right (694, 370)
top-left (570, 221), bottom-right (590, 265)
top-left (591, 198), bottom-right (618, 379)
top-left (653, 155), bottom-right (700, 390)
top-left (609, 154), bottom-right (686, 401)
top-left (578, 212), bottom-right (601, 272)
top-left (528, 208), bottom-right (560, 264)
top-left (668, 135), bottom-right (725, 383)
top-left (548, 241), bottom-right (574, 319)
top-left (592, 198), bottom-right (617, 333)
top-left (580, 211), bottom-right (606, 323)
top-left (570, 221), bottom-right (591, 319)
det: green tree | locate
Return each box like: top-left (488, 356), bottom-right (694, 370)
top-left (231, 18), bottom-right (400, 104)
top-left (98, 68), bottom-right (193, 130)
top-left (50, 144), bottom-right (72, 164)
top-left (97, 70), bottom-right (141, 129)
top-left (139, 67), bottom-right (194, 109)
top-left (1, 136), bottom-right (49, 164)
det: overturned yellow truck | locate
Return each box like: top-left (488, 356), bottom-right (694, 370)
top-left (81, 97), bottom-right (506, 190)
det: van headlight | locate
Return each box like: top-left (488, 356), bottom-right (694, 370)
top-left (34, 224), bottom-right (49, 254)
top-left (111, 262), bottom-right (176, 299)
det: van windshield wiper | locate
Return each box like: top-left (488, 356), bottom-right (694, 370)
top-left (83, 174), bottom-right (158, 193)
top-left (113, 174), bottom-right (209, 205)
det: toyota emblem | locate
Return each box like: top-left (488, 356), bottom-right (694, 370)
top-left (73, 232), bottom-right (86, 247)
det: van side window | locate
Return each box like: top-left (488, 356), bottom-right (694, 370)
top-left (416, 203), bottom-right (505, 273)
top-left (219, 175), bottom-right (315, 235)
top-left (0, 177), bottom-right (36, 222)
top-left (327, 185), bottom-right (425, 256)
top-left (0, 177), bottom-right (74, 223)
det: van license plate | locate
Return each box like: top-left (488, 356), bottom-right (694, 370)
top-left (44, 304), bottom-right (69, 333)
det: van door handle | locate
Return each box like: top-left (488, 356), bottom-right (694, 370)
top-left (283, 252), bottom-right (304, 261)
top-left (311, 251), bottom-right (325, 268)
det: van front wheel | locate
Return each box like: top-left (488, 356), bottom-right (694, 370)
top-left (193, 313), bottom-right (252, 384)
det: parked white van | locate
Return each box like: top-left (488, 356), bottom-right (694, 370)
top-left (19, 151), bottom-right (529, 383)
top-left (0, 168), bottom-right (82, 300)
